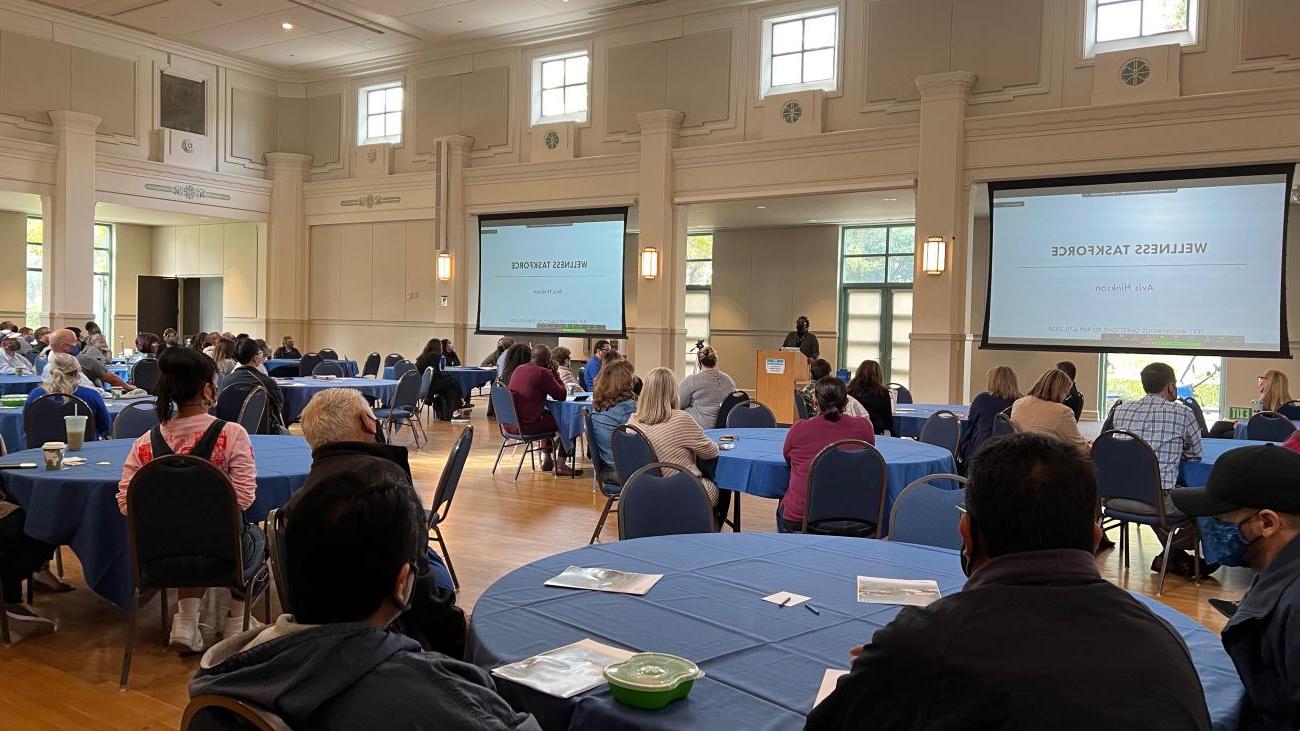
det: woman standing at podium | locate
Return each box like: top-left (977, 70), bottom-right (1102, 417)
top-left (781, 315), bottom-right (820, 360)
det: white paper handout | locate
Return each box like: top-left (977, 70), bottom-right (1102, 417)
top-left (856, 577), bottom-right (942, 607)
top-left (762, 591), bottom-right (811, 607)
top-left (544, 566), bottom-right (663, 595)
top-left (492, 639), bottom-right (635, 698)
top-left (814, 669), bottom-right (849, 707)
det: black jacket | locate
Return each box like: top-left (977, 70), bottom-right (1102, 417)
top-left (272, 346), bottom-right (300, 359)
top-left (958, 392), bottom-right (1016, 462)
top-left (1064, 383), bottom-right (1084, 421)
top-left (223, 365), bottom-right (286, 433)
top-left (806, 549), bottom-right (1211, 730)
top-left (782, 330), bottom-right (820, 359)
top-left (1223, 535), bottom-right (1300, 729)
top-left (849, 386), bottom-right (894, 436)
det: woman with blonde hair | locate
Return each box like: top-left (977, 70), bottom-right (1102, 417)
top-left (1010, 368), bottom-right (1089, 455)
top-left (628, 367), bottom-right (720, 506)
top-left (589, 359), bottom-right (638, 466)
top-left (958, 365), bottom-right (1021, 463)
top-left (25, 353), bottom-right (112, 440)
top-left (1254, 369), bottom-right (1300, 418)
top-left (678, 345), bottom-right (737, 428)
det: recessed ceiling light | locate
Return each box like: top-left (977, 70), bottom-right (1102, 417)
top-left (281, 21), bottom-right (293, 30)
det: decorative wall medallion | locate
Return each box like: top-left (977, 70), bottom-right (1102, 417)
top-left (144, 183), bottom-right (231, 201)
top-left (1119, 58), bottom-right (1151, 86)
top-left (180, 139), bottom-right (194, 153)
top-left (366, 149), bottom-right (378, 163)
top-left (341, 194), bottom-right (401, 209)
top-left (781, 100), bottom-right (803, 124)
top-left (544, 130), bottom-right (560, 150)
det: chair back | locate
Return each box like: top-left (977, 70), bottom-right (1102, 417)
top-left (430, 426), bottom-right (474, 529)
top-left (918, 410), bottom-right (961, 457)
top-left (1101, 400), bottom-right (1122, 433)
top-left (714, 390), bottom-right (751, 429)
top-left (992, 410), bottom-right (1016, 437)
top-left (1279, 400), bottom-right (1300, 420)
top-left (392, 359), bottom-right (416, 380)
top-left (583, 407), bottom-right (618, 487)
top-left (390, 371), bottom-right (422, 411)
top-left (361, 352), bottom-right (381, 378)
top-left (490, 383), bottom-right (521, 434)
top-left (1247, 411), bottom-right (1298, 442)
top-left (612, 423), bottom-right (658, 484)
top-left (793, 389), bottom-right (812, 420)
top-left (383, 353), bottom-right (405, 368)
top-left (130, 358), bottom-right (161, 393)
top-left (889, 383), bottom-right (913, 405)
top-left (236, 387), bottom-right (268, 435)
top-left (420, 367), bottom-right (435, 404)
top-left (112, 400), bottom-right (159, 439)
top-left (24, 392), bottom-right (96, 449)
top-left (182, 694), bottom-right (292, 731)
top-left (617, 463), bottom-right (714, 539)
top-left (1179, 396), bottom-right (1210, 437)
top-left (265, 508), bottom-right (291, 615)
top-left (888, 475), bottom-right (967, 549)
top-left (317, 348), bottom-right (339, 361)
top-left (212, 383), bottom-right (255, 423)
top-left (1092, 430), bottom-right (1165, 514)
top-left (804, 439), bottom-right (888, 536)
top-left (126, 455), bottom-right (245, 589)
top-left (298, 353), bottom-right (323, 377)
top-left (312, 361), bottom-right (344, 377)
top-left (726, 400), bottom-right (777, 428)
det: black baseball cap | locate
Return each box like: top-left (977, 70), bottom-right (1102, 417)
top-left (1172, 444), bottom-right (1300, 517)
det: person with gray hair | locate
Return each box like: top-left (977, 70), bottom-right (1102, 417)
top-left (26, 353), bottom-right (111, 440)
top-left (41, 328), bottom-right (131, 391)
top-left (0, 336), bottom-right (33, 375)
top-left (81, 333), bottom-right (110, 365)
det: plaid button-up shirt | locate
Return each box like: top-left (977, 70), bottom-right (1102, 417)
top-left (1111, 394), bottom-right (1203, 490)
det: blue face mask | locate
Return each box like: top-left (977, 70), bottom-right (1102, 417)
top-left (1200, 512), bottom-right (1259, 567)
top-left (69, 344), bottom-right (81, 356)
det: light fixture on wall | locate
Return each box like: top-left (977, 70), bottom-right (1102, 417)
top-left (922, 236), bottom-right (947, 275)
top-left (437, 251), bottom-right (453, 281)
top-left (641, 247), bottom-right (659, 279)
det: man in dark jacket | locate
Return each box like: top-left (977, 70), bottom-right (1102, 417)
top-left (806, 433), bottom-right (1211, 730)
top-left (191, 472), bottom-right (538, 730)
top-left (1057, 360), bottom-right (1084, 421)
top-left (1173, 444), bottom-right (1300, 729)
top-left (272, 335), bottom-right (300, 360)
top-left (224, 338), bottom-right (287, 433)
top-left (296, 387), bottom-right (465, 658)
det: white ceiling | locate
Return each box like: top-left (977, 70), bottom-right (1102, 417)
top-left (94, 202), bottom-right (235, 226)
top-left (687, 190), bottom-right (916, 231)
top-left (42, 0), bottom-right (692, 69)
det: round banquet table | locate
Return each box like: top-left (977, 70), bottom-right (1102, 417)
top-left (0, 374), bottom-right (43, 395)
top-left (277, 377), bottom-right (399, 423)
top-left (264, 358), bottom-right (359, 378)
top-left (467, 533), bottom-right (1243, 731)
top-left (0, 395), bottom-right (154, 450)
top-left (702, 429), bottom-right (956, 535)
top-left (890, 403), bottom-right (970, 439)
top-left (545, 393), bottom-right (591, 452)
top-left (0, 435), bottom-right (312, 610)
top-left (1179, 438), bottom-right (1270, 487)
top-left (445, 366), bottom-right (498, 394)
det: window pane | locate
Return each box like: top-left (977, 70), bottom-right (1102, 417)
top-left (385, 112), bottom-right (401, 137)
top-left (802, 48), bottom-right (834, 83)
top-left (1143, 0), bottom-right (1189, 34)
top-left (367, 114), bottom-right (385, 140)
top-left (844, 290), bottom-right (882, 369)
top-left (565, 84), bottom-right (588, 114)
top-left (887, 255), bottom-right (914, 283)
top-left (94, 249), bottom-right (110, 274)
top-left (368, 88), bottom-right (386, 113)
top-left (26, 244), bottom-right (41, 270)
top-left (842, 256), bottom-right (885, 284)
top-left (93, 276), bottom-right (105, 329)
top-left (94, 224), bottom-right (111, 248)
top-left (541, 88), bottom-right (565, 117)
top-left (385, 86), bottom-right (403, 112)
top-left (26, 271), bottom-right (40, 328)
top-left (686, 260), bottom-right (714, 286)
top-left (771, 53), bottom-right (802, 86)
top-left (843, 227), bottom-right (887, 255)
top-left (803, 14), bottom-right (836, 49)
top-left (888, 226), bottom-right (916, 254)
top-left (26, 217), bottom-right (41, 244)
top-left (1096, 0), bottom-right (1141, 41)
top-left (890, 291), bottom-right (913, 386)
top-left (685, 290), bottom-right (711, 316)
top-left (772, 19), bottom-right (803, 55)
top-left (542, 59), bottom-right (565, 89)
top-left (565, 55), bottom-right (589, 86)
top-left (686, 235), bottom-right (713, 260)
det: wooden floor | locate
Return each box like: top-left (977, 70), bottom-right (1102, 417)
top-left (0, 404), bottom-right (1253, 729)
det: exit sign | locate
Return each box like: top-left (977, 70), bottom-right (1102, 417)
top-left (1229, 407), bottom-right (1253, 420)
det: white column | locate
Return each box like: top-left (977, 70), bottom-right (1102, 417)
top-left (45, 111), bottom-right (101, 328)
top-left (911, 72), bottom-right (977, 403)
top-left (632, 109), bottom-right (687, 371)
top-left (264, 152), bottom-right (312, 345)
top-left (438, 135), bottom-right (473, 352)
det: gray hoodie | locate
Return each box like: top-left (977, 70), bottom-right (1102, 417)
top-left (191, 618), bottom-right (540, 730)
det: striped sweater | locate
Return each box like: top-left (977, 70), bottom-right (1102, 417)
top-left (628, 409), bottom-right (720, 504)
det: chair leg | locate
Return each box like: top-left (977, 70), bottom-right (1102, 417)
top-left (433, 527), bottom-right (459, 589)
top-left (54, 547), bottom-right (63, 578)
top-left (0, 578), bottom-right (10, 645)
top-left (158, 588), bottom-right (169, 646)
top-left (492, 441), bottom-right (508, 474)
top-left (242, 589), bottom-right (253, 632)
top-left (590, 496), bottom-right (616, 544)
top-left (119, 593), bottom-right (139, 690)
top-left (515, 442), bottom-right (530, 481)
top-left (1155, 528), bottom-right (1177, 596)
top-left (1122, 522), bottom-right (1130, 569)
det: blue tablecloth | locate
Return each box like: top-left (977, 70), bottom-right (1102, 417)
top-left (1180, 438), bottom-right (1270, 487)
top-left (0, 435), bottom-right (311, 610)
top-left (545, 393), bottom-right (592, 452)
top-left (891, 403), bottom-right (970, 438)
top-left (108, 364), bottom-right (130, 381)
top-left (447, 366), bottom-right (497, 394)
top-left (0, 374), bottom-right (43, 395)
top-left (264, 359), bottom-right (359, 378)
top-left (1232, 419), bottom-right (1300, 440)
top-left (277, 377), bottom-right (399, 423)
top-left (467, 533), bottom-right (1242, 730)
top-left (0, 395), bottom-right (154, 451)
top-left (703, 429), bottom-right (956, 532)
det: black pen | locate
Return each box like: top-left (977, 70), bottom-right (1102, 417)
top-left (804, 603), bottom-right (820, 616)
top-left (779, 596), bottom-right (791, 608)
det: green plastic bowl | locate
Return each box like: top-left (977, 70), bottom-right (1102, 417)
top-left (604, 653), bottom-right (704, 710)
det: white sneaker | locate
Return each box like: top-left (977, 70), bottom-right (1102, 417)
top-left (168, 613), bottom-right (206, 654)
top-left (221, 613), bottom-right (263, 640)
top-left (5, 604), bottom-right (56, 636)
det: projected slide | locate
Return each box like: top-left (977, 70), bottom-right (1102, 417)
top-left (984, 166), bottom-right (1293, 356)
top-left (477, 209), bottom-right (627, 336)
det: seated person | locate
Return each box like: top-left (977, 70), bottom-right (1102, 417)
top-left (481, 336), bottom-right (513, 368)
top-left (27, 354), bottom-right (112, 440)
top-left (272, 336), bottom-right (300, 360)
top-left (779, 377), bottom-right (875, 533)
top-left (1255, 369), bottom-right (1300, 419)
top-left (117, 347), bottom-right (264, 652)
top-left (958, 365), bottom-right (1020, 463)
top-left (222, 338), bottom-right (288, 434)
top-left (128, 332), bottom-right (160, 364)
top-left (589, 359), bottom-right (638, 468)
top-left (190, 473), bottom-right (541, 730)
top-left (846, 359), bottom-right (894, 436)
top-left (43, 328), bottom-right (130, 391)
top-left (211, 338), bottom-right (238, 376)
top-left (508, 344), bottom-right (580, 477)
top-left (1058, 360), bottom-right (1084, 421)
top-left (296, 388), bottom-right (464, 659)
top-left (1174, 445), bottom-right (1300, 729)
top-left (0, 335), bottom-right (34, 375)
top-left (583, 339), bottom-right (613, 388)
top-left (439, 339), bottom-right (461, 367)
top-left (414, 339), bottom-right (466, 421)
top-left (81, 333), bottom-right (110, 365)
top-left (161, 328), bottom-right (180, 349)
top-left (801, 359), bottom-right (869, 421)
top-left (806, 433), bottom-right (1212, 730)
top-left (679, 346), bottom-right (737, 428)
top-left (1010, 369), bottom-right (1090, 456)
top-left (0, 487), bottom-right (59, 634)
top-left (629, 367), bottom-right (720, 506)
top-left (551, 346), bottom-right (579, 389)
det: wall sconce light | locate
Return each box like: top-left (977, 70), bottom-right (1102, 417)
top-left (922, 236), bottom-right (947, 275)
top-left (641, 247), bottom-right (659, 279)
top-left (436, 251), bottom-right (453, 281)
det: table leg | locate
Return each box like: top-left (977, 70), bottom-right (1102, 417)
top-left (732, 491), bottom-right (741, 532)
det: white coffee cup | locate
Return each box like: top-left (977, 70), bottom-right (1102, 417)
top-left (42, 441), bottom-right (66, 470)
top-left (64, 415), bottom-right (88, 451)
